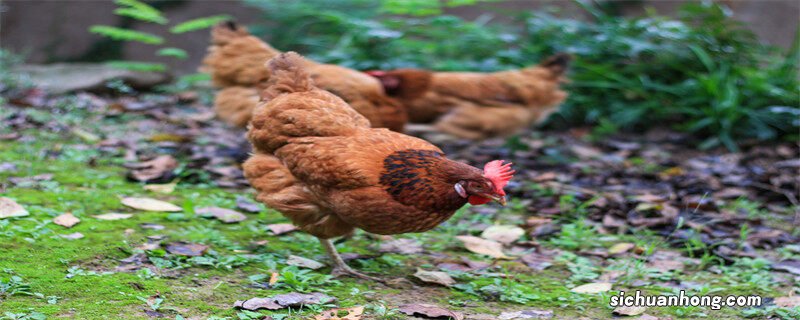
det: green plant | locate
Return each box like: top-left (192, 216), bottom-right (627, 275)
top-left (366, 302), bottom-right (403, 320)
top-left (556, 252), bottom-right (600, 284)
top-left (0, 274), bottom-right (33, 299)
top-left (89, 0), bottom-right (230, 72)
top-left (741, 306), bottom-right (800, 320)
top-left (273, 266), bottom-right (340, 293)
top-left (0, 311), bottom-right (46, 320)
top-left (245, 0), bottom-right (798, 150)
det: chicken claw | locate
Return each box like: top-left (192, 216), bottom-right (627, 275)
top-left (320, 238), bottom-right (385, 283)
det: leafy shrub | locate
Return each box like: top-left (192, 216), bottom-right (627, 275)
top-left (89, 0), bottom-right (230, 72)
top-left (520, 2), bottom-right (799, 150)
top-left (245, 0), bottom-right (798, 150)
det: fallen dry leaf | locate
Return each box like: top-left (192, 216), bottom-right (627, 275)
top-left (126, 155), bottom-right (178, 183)
top-left (195, 207), bottom-right (246, 223)
top-left (121, 197), bottom-right (181, 212)
top-left (166, 242), bottom-right (209, 256)
top-left (286, 255), bottom-right (325, 270)
top-left (139, 223), bottom-right (165, 230)
top-left (773, 260), bottom-right (800, 275)
top-left (53, 213), bottom-right (80, 228)
top-left (0, 197), bottom-right (29, 219)
top-left (774, 296), bottom-right (800, 308)
top-left (315, 306), bottom-right (364, 320)
top-left (520, 252), bottom-right (553, 271)
top-left (613, 306), bottom-right (647, 316)
top-left (413, 269), bottom-right (456, 287)
top-left (398, 304), bottom-right (463, 320)
top-left (608, 243), bottom-right (635, 255)
top-left (236, 196), bottom-right (262, 213)
top-left (571, 145), bottom-right (603, 159)
top-left (234, 292), bottom-right (335, 311)
top-left (379, 238), bottom-right (423, 254)
top-left (8, 173), bottom-right (54, 187)
top-left (481, 225), bottom-right (525, 245)
top-left (267, 223), bottom-right (298, 235)
top-left (456, 235), bottom-right (508, 259)
top-left (570, 282), bottom-right (612, 294)
top-left (60, 232), bottom-right (84, 240)
top-left (93, 213), bottom-right (133, 220)
top-left (143, 182), bottom-right (177, 194)
top-left (498, 309), bottom-right (554, 319)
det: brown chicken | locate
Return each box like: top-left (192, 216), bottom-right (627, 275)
top-left (202, 22), bottom-right (406, 131)
top-left (366, 54), bottom-right (570, 140)
top-left (243, 52), bottom-right (514, 281)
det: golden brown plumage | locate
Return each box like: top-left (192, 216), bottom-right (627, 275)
top-left (202, 22), bottom-right (407, 132)
top-left (368, 54), bottom-right (570, 140)
top-left (243, 52), bottom-right (513, 280)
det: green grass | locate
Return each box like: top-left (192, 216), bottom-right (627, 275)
top-left (0, 108), bottom-right (797, 319)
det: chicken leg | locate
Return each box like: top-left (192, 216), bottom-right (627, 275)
top-left (319, 238), bottom-right (384, 283)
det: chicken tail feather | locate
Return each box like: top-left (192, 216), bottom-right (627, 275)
top-left (540, 52), bottom-right (571, 76)
top-left (262, 52), bottom-right (314, 101)
top-left (210, 20), bottom-right (249, 45)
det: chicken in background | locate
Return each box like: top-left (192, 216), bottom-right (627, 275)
top-left (202, 21), bottom-right (407, 131)
top-left (243, 52), bottom-right (514, 281)
top-left (367, 53), bottom-right (570, 140)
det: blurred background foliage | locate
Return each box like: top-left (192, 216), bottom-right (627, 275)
top-left (1, 0), bottom-right (797, 150)
top-left (244, 0), bottom-right (799, 150)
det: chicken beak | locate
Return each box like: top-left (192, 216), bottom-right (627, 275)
top-left (478, 193), bottom-right (507, 206)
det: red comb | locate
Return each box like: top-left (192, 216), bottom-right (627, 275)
top-left (483, 160), bottom-right (514, 193)
top-left (365, 70), bottom-right (385, 77)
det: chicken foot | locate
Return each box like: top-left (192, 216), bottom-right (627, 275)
top-left (319, 238), bottom-right (384, 283)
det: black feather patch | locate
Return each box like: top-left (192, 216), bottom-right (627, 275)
top-left (379, 149), bottom-right (467, 212)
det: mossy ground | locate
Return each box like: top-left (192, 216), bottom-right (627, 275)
top-left (1, 106), bottom-right (797, 320)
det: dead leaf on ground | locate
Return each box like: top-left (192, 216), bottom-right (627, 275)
top-left (236, 196), bottom-right (262, 213)
top-left (647, 250), bottom-right (689, 272)
top-left (121, 197), bottom-right (182, 212)
top-left (456, 235), bottom-right (509, 259)
top-left (93, 213), bottom-right (133, 220)
top-left (0, 162), bottom-right (17, 173)
top-left (773, 260), bottom-right (800, 275)
top-left (613, 306), bottom-right (647, 316)
top-left (166, 242), bottom-right (208, 256)
top-left (498, 309), bottom-right (554, 319)
top-left (413, 269), bottom-right (456, 287)
top-left (126, 155), bottom-right (178, 183)
top-left (525, 217), bottom-right (552, 227)
top-left (60, 232), bottom-right (84, 240)
top-left (481, 225), bottom-right (525, 245)
top-left (148, 133), bottom-right (189, 143)
top-left (286, 255), bottom-right (325, 270)
top-left (139, 223), bottom-right (165, 230)
top-left (520, 252), bottom-right (553, 271)
top-left (314, 306), bottom-right (364, 320)
top-left (234, 292), bottom-right (335, 311)
top-left (267, 223), bottom-right (298, 235)
top-left (571, 145), bottom-right (603, 159)
top-left (143, 182), bottom-right (177, 194)
top-left (195, 207), bottom-right (246, 223)
top-left (0, 197), bottom-right (29, 219)
top-left (53, 213), bottom-right (80, 228)
top-left (379, 238), bottom-right (423, 254)
top-left (608, 243), bottom-right (635, 255)
top-left (570, 282), bottom-right (612, 294)
top-left (9, 173), bottom-right (54, 187)
top-left (774, 296), bottom-right (800, 308)
top-left (398, 304), bottom-right (463, 320)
